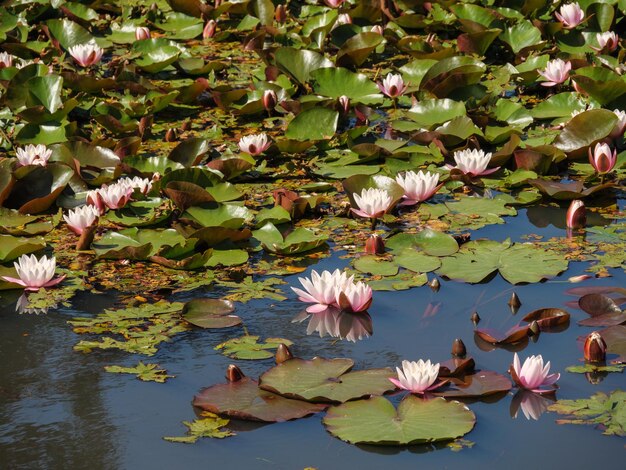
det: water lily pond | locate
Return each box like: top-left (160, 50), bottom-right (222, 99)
top-left (1, 0), bottom-right (625, 468)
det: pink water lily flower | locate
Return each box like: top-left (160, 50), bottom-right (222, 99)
top-left (351, 188), bottom-right (392, 219)
top-left (510, 353), bottom-right (560, 393)
top-left (337, 280), bottom-right (373, 313)
top-left (88, 183), bottom-right (132, 212)
top-left (68, 43), bottom-right (103, 67)
top-left (377, 73), bottom-right (408, 99)
top-left (389, 359), bottom-right (443, 394)
top-left (538, 58), bottom-right (571, 87)
top-left (395, 170), bottom-right (440, 206)
top-left (263, 89), bottom-right (277, 111)
top-left (588, 142), bottom-right (617, 174)
top-left (610, 109), bottom-right (626, 138)
top-left (325, 0), bottom-right (345, 7)
top-left (291, 269), bottom-right (353, 313)
top-left (591, 31), bottom-right (619, 53)
top-left (135, 27), bottom-right (151, 41)
top-left (555, 3), bottom-right (584, 29)
top-left (63, 205), bottom-right (99, 235)
top-left (0, 51), bottom-right (13, 68)
top-left (2, 254), bottom-right (66, 292)
top-left (15, 144), bottom-right (52, 167)
top-left (238, 133), bottom-right (271, 156)
top-left (447, 148), bottom-right (499, 176)
top-left (203, 19), bottom-right (217, 39)
top-left (117, 176), bottom-right (152, 195)
top-left (335, 13), bottom-right (352, 26)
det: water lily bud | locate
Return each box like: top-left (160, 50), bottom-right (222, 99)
top-left (139, 115), bottom-right (153, 140)
top-left (180, 120), bottom-right (192, 132)
top-left (275, 4), bottom-right (287, 23)
top-left (452, 338), bottom-right (467, 357)
top-left (588, 142), bottom-right (617, 175)
top-left (584, 331), bottom-right (607, 363)
top-left (428, 278), bottom-right (440, 293)
top-left (568, 274), bottom-right (592, 283)
top-left (471, 311), bottom-right (480, 325)
top-left (508, 292), bottom-right (521, 310)
top-left (338, 95), bottom-right (350, 115)
top-left (263, 89), bottom-right (278, 111)
top-left (203, 19), bottom-right (217, 39)
top-left (364, 234), bottom-right (385, 255)
top-left (275, 343), bottom-right (293, 364)
top-left (165, 128), bottom-right (177, 142)
top-left (566, 200), bottom-right (586, 229)
top-left (226, 364), bottom-right (245, 382)
top-left (135, 27), bottom-right (150, 41)
top-left (528, 320), bottom-right (540, 337)
top-left (371, 25), bottom-right (384, 35)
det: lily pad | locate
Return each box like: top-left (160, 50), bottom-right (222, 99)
top-left (193, 377), bottom-right (327, 422)
top-left (215, 335), bottom-right (292, 360)
top-left (386, 229), bottom-right (459, 257)
top-left (522, 308), bottom-right (571, 331)
top-left (0, 234), bottom-right (45, 262)
top-left (434, 371), bottom-right (512, 398)
top-left (259, 357), bottom-right (395, 404)
top-left (252, 223), bottom-right (328, 255)
top-left (322, 395), bottom-right (476, 445)
top-left (181, 298), bottom-right (241, 329)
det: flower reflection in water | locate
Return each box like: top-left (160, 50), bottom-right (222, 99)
top-left (292, 306), bottom-right (373, 342)
top-left (15, 293), bottom-right (55, 315)
top-left (510, 390), bottom-right (555, 421)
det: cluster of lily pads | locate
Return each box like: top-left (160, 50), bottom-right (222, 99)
top-left (0, 0), bottom-right (625, 450)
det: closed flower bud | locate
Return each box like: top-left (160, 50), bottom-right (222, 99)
top-left (452, 338), bottom-right (467, 357)
top-left (364, 234), bottom-right (385, 255)
top-left (263, 89), bottom-right (278, 111)
top-left (165, 128), bottom-right (177, 142)
top-left (471, 311), bottom-right (480, 324)
top-left (135, 27), bottom-right (150, 41)
top-left (275, 343), bottom-right (293, 363)
top-left (338, 95), bottom-right (350, 115)
top-left (275, 4), bottom-right (287, 23)
top-left (226, 364), bottom-right (245, 382)
top-left (583, 331), bottom-right (607, 363)
top-left (566, 200), bottom-right (586, 229)
top-left (428, 278), bottom-right (440, 292)
top-left (203, 20), bottom-right (217, 39)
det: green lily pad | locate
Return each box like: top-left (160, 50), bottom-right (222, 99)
top-left (215, 335), bottom-right (292, 360)
top-left (437, 239), bottom-right (568, 284)
top-left (0, 234), bottom-right (45, 262)
top-left (554, 109), bottom-right (618, 154)
top-left (193, 377), bottom-right (327, 422)
top-left (259, 357), bottom-right (395, 403)
top-left (164, 412), bottom-right (234, 443)
top-left (275, 47), bottom-right (334, 86)
top-left (181, 298), bottom-right (241, 328)
top-left (285, 107), bottom-right (339, 141)
top-left (393, 250), bottom-right (441, 273)
top-left (323, 395), bottom-right (476, 445)
top-left (386, 229), bottom-right (459, 257)
top-left (252, 222), bottom-right (328, 255)
top-left (105, 361), bottom-right (174, 383)
top-left (353, 255), bottom-right (399, 276)
top-left (92, 228), bottom-right (188, 260)
top-left (312, 67), bottom-right (382, 105)
top-left (182, 204), bottom-right (252, 229)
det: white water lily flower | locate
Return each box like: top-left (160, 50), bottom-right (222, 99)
top-left (238, 133), bottom-right (271, 156)
top-left (538, 58), bottom-right (571, 87)
top-left (395, 170), bottom-right (440, 206)
top-left (1, 254), bottom-right (66, 291)
top-left (0, 51), bottom-right (13, 68)
top-left (447, 148), bottom-right (499, 176)
top-left (291, 269), bottom-right (353, 313)
top-left (117, 176), bottom-right (152, 195)
top-left (389, 359), bottom-right (441, 394)
top-left (15, 144), bottom-right (52, 167)
top-left (63, 205), bottom-right (99, 235)
top-left (68, 42), bottom-right (103, 67)
top-left (377, 73), bottom-right (408, 99)
top-left (350, 188), bottom-right (392, 219)
top-left (336, 280), bottom-right (373, 313)
top-left (555, 3), bottom-right (584, 28)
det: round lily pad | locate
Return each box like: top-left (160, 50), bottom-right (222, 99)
top-left (193, 378), bottom-right (327, 423)
top-left (522, 308), bottom-right (570, 331)
top-left (433, 371), bottom-right (512, 398)
top-left (181, 298), bottom-right (241, 329)
top-left (322, 395), bottom-right (476, 445)
top-left (259, 357), bottom-right (395, 403)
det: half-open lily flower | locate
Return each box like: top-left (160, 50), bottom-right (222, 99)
top-left (610, 109), bottom-right (626, 138)
top-left (291, 269), bottom-right (352, 313)
top-left (117, 176), bottom-right (152, 195)
top-left (389, 359), bottom-right (442, 394)
top-left (538, 58), bottom-right (571, 87)
top-left (325, 0), bottom-right (345, 7)
top-left (135, 27), bottom-right (151, 41)
top-left (337, 280), bottom-right (373, 313)
top-left (566, 199), bottom-right (586, 229)
top-left (351, 188), bottom-right (392, 219)
top-left (377, 73), bottom-right (408, 99)
top-left (510, 353), bottom-right (560, 393)
top-left (238, 133), bottom-right (271, 156)
top-left (95, 183), bottom-right (132, 210)
top-left (68, 42), bottom-right (103, 67)
top-left (63, 205), bottom-right (99, 235)
top-left (86, 189), bottom-right (106, 215)
top-left (447, 148), bottom-right (499, 176)
top-left (591, 31), bottom-right (619, 53)
top-left (395, 170), bottom-right (440, 206)
top-left (0, 52), bottom-right (13, 68)
top-left (555, 3), bottom-right (584, 29)
top-left (338, 95), bottom-right (350, 115)
top-left (203, 19), bottom-right (217, 39)
top-left (15, 144), bottom-right (52, 167)
top-left (588, 142), bottom-right (617, 174)
top-left (1, 254), bottom-right (66, 292)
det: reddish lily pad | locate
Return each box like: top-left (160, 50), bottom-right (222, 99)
top-left (181, 298), bottom-right (241, 329)
top-left (522, 308), bottom-right (570, 331)
top-left (193, 377), bottom-right (327, 423)
top-left (433, 371), bottom-right (512, 398)
top-left (474, 325), bottom-right (529, 345)
top-left (599, 325), bottom-right (626, 364)
top-left (259, 357), bottom-right (395, 404)
top-left (578, 294), bottom-right (625, 327)
top-left (438, 357), bottom-right (476, 377)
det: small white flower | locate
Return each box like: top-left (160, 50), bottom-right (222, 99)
top-left (63, 205), bottom-right (99, 235)
top-left (389, 359), bottom-right (441, 394)
top-left (395, 170), bottom-right (440, 205)
top-left (350, 188), bottom-right (392, 219)
top-left (447, 148), bottom-right (499, 176)
top-left (238, 133), bottom-right (271, 156)
top-left (15, 144), bottom-right (52, 167)
top-left (68, 42), bottom-right (103, 67)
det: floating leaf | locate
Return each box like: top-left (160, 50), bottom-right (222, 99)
top-left (323, 395), bottom-right (476, 445)
top-left (522, 308), bottom-right (570, 331)
top-left (386, 229), bottom-right (459, 257)
top-left (285, 107), bottom-right (339, 141)
top-left (312, 67), bottom-right (382, 104)
top-left (578, 294), bottom-right (625, 327)
top-left (181, 298), bottom-right (241, 328)
top-left (0, 234), bottom-right (45, 262)
top-left (252, 223), bottom-right (328, 255)
top-left (474, 325), bottom-right (529, 345)
top-left (215, 335), bottom-right (292, 360)
top-left (164, 412), bottom-right (234, 443)
top-left (434, 371), bottom-right (512, 398)
top-left (105, 362), bottom-right (174, 383)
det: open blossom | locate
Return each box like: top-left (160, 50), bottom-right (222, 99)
top-left (588, 142), bottom-right (617, 174)
top-left (566, 199), bottom-right (586, 229)
top-left (377, 73), bottom-right (408, 99)
top-left (447, 148), bottom-right (499, 176)
top-left (610, 109), bottom-right (626, 138)
top-left (395, 170), bottom-right (440, 206)
top-left (337, 280), bottom-right (373, 313)
top-left (1, 254), bottom-right (66, 292)
top-left (555, 3), bottom-right (584, 29)
top-left (15, 144), bottom-right (52, 167)
top-left (238, 133), bottom-right (271, 156)
top-left (291, 269), bottom-right (353, 313)
top-left (538, 58), bottom-right (571, 87)
top-left (68, 42), bottom-right (103, 67)
top-left (389, 359), bottom-right (442, 394)
top-left (510, 353), bottom-right (560, 393)
top-left (351, 188), bottom-right (392, 219)
top-left (591, 31), bottom-right (619, 53)
top-left (135, 27), bottom-right (151, 41)
top-left (117, 176), bottom-right (152, 195)
top-left (63, 205), bottom-right (99, 235)
top-left (87, 183), bottom-right (132, 212)
top-left (0, 51), bottom-right (13, 68)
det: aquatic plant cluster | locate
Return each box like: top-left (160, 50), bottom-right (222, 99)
top-left (0, 0), bottom-right (625, 454)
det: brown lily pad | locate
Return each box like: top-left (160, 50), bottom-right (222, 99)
top-left (578, 294), bottom-right (625, 327)
top-left (193, 377), bottom-right (327, 422)
top-left (600, 325), bottom-right (626, 364)
top-left (522, 308), bottom-right (570, 332)
top-left (474, 325), bottom-right (529, 345)
top-left (438, 357), bottom-right (476, 377)
top-left (433, 371), bottom-right (512, 398)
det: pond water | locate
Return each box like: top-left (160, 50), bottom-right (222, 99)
top-left (1, 201), bottom-right (624, 470)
